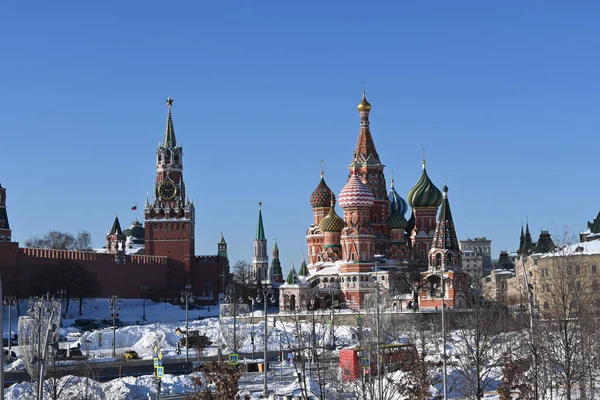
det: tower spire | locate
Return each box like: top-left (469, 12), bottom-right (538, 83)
top-left (429, 185), bottom-right (461, 269)
top-left (256, 202), bottom-right (265, 240)
top-left (352, 90), bottom-right (379, 166)
top-left (163, 97), bottom-right (177, 147)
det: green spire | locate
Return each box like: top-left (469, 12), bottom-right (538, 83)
top-left (109, 214), bottom-right (123, 236)
top-left (255, 202), bottom-right (266, 240)
top-left (286, 261), bottom-right (298, 285)
top-left (298, 255), bottom-right (309, 276)
top-left (219, 233), bottom-right (226, 244)
top-left (163, 97), bottom-right (177, 147)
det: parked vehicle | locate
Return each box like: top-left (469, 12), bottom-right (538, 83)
top-left (73, 319), bottom-right (99, 331)
top-left (123, 350), bottom-right (139, 360)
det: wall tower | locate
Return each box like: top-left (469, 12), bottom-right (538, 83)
top-left (144, 98), bottom-right (196, 270)
top-left (0, 184), bottom-right (11, 242)
top-left (253, 202), bottom-right (269, 282)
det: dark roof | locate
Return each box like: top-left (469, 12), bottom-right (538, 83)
top-left (109, 215), bottom-right (123, 236)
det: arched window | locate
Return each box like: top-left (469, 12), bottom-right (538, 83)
top-left (447, 254), bottom-right (454, 266)
top-left (436, 253), bottom-right (442, 266)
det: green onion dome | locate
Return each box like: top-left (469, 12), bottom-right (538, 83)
top-left (387, 206), bottom-right (408, 230)
top-left (320, 201), bottom-right (345, 232)
top-left (310, 173), bottom-right (335, 209)
top-left (407, 161), bottom-right (443, 208)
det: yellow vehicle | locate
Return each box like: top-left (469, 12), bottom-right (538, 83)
top-left (123, 350), bottom-right (139, 360)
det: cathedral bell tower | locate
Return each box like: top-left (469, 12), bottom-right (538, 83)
top-left (145, 98), bottom-right (196, 270)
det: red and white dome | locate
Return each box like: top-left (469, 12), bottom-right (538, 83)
top-left (338, 172), bottom-right (375, 208)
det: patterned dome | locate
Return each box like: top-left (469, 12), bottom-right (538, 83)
top-left (407, 162), bottom-right (443, 208)
top-left (320, 203), bottom-right (345, 232)
top-left (387, 208), bottom-right (408, 230)
top-left (388, 180), bottom-right (408, 217)
top-left (310, 175), bottom-right (335, 208)
top-left (338, 172), bottom-right (375, 208)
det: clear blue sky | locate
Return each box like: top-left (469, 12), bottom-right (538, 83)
top-left (2, 1), bottom-right (599, 272)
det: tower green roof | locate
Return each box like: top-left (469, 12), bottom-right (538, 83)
top-left (286, 263), bottom-right (298, 285)
top-left (255, 203), bottom-right (266, 241)
top-left (298, 257), bottom-right (309, 276)
top-left (407, 161), bottom-right (443, 208)
top-left (109, 215), bottom-right (123, 236)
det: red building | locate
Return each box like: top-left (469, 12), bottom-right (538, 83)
top-left (0, 98), bottom-right (229, 303)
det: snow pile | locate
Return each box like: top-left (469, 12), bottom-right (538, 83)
top-left (4, 373), bottom-right (203, 400)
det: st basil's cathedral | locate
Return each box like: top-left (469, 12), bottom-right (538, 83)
top-left (278, 93), bottom-right (469, 311)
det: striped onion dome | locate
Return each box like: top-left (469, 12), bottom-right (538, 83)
top-left (387, 179), bottom-right (408, 217)
top-left (310, 174), bottom-right (335, 208)
top-left (407, 162), bottom-right (443, 208)
top-left (320, 201), bottom-right (345, 232)
top-left (338, 171), bottom-right (375, 209)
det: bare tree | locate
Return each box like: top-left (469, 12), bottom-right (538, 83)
top-left (449, 296), bottom-right (517, 399)
top-left (534, 243), bottom-right (599, 400)
top-left (24, 230), bottom-right (93, 250)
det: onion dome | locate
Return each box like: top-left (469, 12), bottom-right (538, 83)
top-left (320, 199), bottom-right (345, 232)
top-left (357, 92), bottom-right (371, 112)
top-left (387, 207), bottom-right (408, 230)
top-left (310, 173), bottom-right (335, 208)
top-left (387, 179), bottom-right (408, 217)
top-left (407, 161), bottom-right (443, 208)
top-left (338, 171), bottom-right (375, 208)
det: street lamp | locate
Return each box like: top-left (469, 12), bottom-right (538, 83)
top-left (329, 287), bottom-right (340, 350)
top-left (140, 285), bottom-right (149, 322)
top-left (247, 297), bottom-right (256, 360)
top-left (3, 296), bottom-right (16, 357)
top-left (254, 283), bottom-right (276, 398)
top-left (181, 291), bottom-right (194, 363)
top-left (108, 295), bottom-right (120, 358)
top-left (56, 288), bottom-right (66, 319)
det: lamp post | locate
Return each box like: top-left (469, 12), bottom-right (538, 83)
top-left (438, 265), bottom-right (448, 400)
top-left (3, 296), bottom-right (16, 357)
top-left (254, 284), bottom-right (276, 398)
top-left (329, 287), bottom-right (339, 350)
top-left (181, 291), bottom-right (194, 363)
top-left (56, 288), bottom-right (66, 321)
top-left (248, 297), bottom-right (256, 360)
top-left (140, 285), bottom-right (149, 322)
top-left (108, 295), bottom-right (120, 358)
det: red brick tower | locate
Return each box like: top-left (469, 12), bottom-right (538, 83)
top-left (307, 171), bottom-right (334, 265)
top-left (0, 183), bottom-right (12, 242)
top-left (406, 160), bottom-right (443, 263)
top-left (428, 185), bottom-right (462, 269)
top-left (350, 92), bottom-right (390, 255)
top-left (144, 98), bottom-right (195, 270)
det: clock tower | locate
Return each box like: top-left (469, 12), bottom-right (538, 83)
top-left (144, 98), bottom-right (196, 270)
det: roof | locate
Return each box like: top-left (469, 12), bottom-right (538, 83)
top-left (540, 240), bottom-right (600, 258)
top-left (109, 215), bottom-right (123, 236)
top-left (255, 206), bottom-right (266, 241)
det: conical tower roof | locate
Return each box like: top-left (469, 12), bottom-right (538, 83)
top-left (285, 261), bottom-right (298, 285)
top-left (352, 92), bottom-right (381, 165)
top-left (431, 185), bottom-right (459, 251)
top-left (255, 202), bottom-right (266, 240)
top-left (109, 214), bottom-right (123, 236)
top-left (298, 256), bottom-right (309, 276)
top-left (163, 97), bottom-right (177, 147)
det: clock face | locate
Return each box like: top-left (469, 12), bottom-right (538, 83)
top-left (159, 181), bottom-right (177, 200)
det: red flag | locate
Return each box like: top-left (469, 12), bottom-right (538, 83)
top-left (131, 205), bottom-right (137, 211)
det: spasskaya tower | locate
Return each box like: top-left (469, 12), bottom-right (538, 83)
top-left (144, 97), bottom-right (195, 270)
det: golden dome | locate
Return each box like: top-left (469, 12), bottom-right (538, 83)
top-left (357, 92), bottom-right (371, 112)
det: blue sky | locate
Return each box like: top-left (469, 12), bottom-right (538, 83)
top-left (2, 1), bottom-right (599, 271)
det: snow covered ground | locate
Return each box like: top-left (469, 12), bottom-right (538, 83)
top-left (3, 298), bottom-right (504, 399)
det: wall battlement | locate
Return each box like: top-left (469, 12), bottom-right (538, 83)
top-left (194, 255), bottom-right (221, 263)
top-left (19, 248), bottom-right (169, 265)
top-left (20, 247), bottom-right (115, 262)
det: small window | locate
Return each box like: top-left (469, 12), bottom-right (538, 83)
top-left (544, 302), bottom-right (549, 310)
top-left (593, 265), bottom-right (598, 274)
